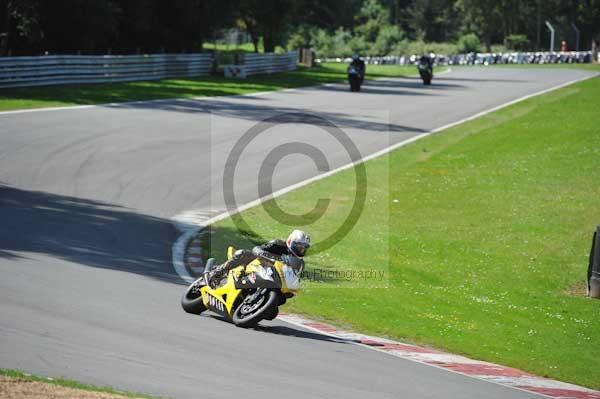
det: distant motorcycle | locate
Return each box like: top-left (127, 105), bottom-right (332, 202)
top-left (347, 65), bottom-right (363, 92)
top-left (417, 59), bottom-right (433, 85)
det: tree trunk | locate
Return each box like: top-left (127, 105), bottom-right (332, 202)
top-left (1, 0), bottom-right (11, 56)
top-left (263, 29), bottom-right (275, 53)
top-left (535, 0), bottom-right (541, 50)
top-left (243, 18), bottom-right (259, 53)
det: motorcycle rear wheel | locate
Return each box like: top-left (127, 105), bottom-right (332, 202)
top-left (232, 289), bottom-right (279, 328)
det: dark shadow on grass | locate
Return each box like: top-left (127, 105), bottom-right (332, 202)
top-left (0, 183), bottom-right (182, 285)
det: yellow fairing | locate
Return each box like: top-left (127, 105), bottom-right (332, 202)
top-left (200, 247), bottom-right (298, 317)
top-left (199, 265), bottom-right (245, 317)
top-left (245, 258), bottom-right (298, 295)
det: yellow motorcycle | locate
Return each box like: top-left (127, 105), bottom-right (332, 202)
top-left (180, 246), bottom-right (301, 327)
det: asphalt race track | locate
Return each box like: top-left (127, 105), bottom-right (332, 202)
top-left (0, 67), bottom-right (594, 398)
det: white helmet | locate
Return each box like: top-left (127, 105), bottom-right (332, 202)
top-left (286, 230), bottom-right (311, 257)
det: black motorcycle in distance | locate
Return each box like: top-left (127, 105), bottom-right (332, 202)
top-left (417, 58), bottom-right (433, 85)
top-left (347, 65), bottom-right (363, 92)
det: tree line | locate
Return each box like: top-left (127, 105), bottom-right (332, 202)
top-left (1, 0), bottom-right (599, 57)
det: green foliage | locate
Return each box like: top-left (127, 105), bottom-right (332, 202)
top-left (347, 35), bottom-right (369, 56)
top-left (310, 27), bottom-right (353, 58)
top-left (237, 0), bottom-right (294, 53)
top-left (2, 0), bottom-right (236, 55)
top-left (406, 0), bottom-right (461, 42)
top-left (490, 44), bottom-right (508, 53)
top-left (372, 25), bottom-right (404, 56)
top-left (457, 33), bottom-right (482, 53)
top-left (3, 0), bottom-right (600, 57)
top-left (287, 25), bottom-right (316, 50)
top-left (505, 34), bottom-right (530, 51)
top-left (393, 40), bottom-right (458, 55)
top-left (354, 0), bottom-right (390, 43)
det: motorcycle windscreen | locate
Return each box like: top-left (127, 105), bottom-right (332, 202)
top-left (282, 265), bottom-right (301, 290)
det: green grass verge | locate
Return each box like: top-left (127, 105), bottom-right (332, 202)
top-left (0, 63), bottom-right (414, 112)
top-left (0, 369), bottom-right (159, 398)
top-left (206, 75), bottom-right (600, 389)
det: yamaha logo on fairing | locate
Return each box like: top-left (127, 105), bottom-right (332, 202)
top-left (205, 293), bottom-right (225, 312)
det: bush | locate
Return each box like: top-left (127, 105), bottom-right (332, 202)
top-left (311, 27), bottom-right (351, 58)
top-left (390, 40), bottom-right (457, 56)
top-left (348, 35), bottom-right (368, 56)
top-left (491, 44), bottom-right (508, 53)
top-left (372, 25), bottom-right (404, 56)
top-left (421, 42), bottom-right (458, 55)
top-left (504, 34), bottom-right (529, 51)
top-left (287, 25), bottom-right (315, 51)
top-left (457, 33), bottom-right (481, 53)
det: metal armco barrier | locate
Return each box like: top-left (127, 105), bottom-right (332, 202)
top-left (223, 51), bottom-right (297, 78)
top-left (589, 225), bottom-right (600, 299)
top-left (319, 51), bottom-right (593, 66)
top-left (0, 53), bottom-right (215, 88)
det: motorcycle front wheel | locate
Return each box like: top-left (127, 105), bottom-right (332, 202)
top-left (232, 289), bottom-right (279, 328)
top-left (181, 279), bottom-right (207, 314)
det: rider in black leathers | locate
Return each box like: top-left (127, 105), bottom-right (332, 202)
top-left (419, 54), bottom-right (433, 69)
top-left (206, 230), bottom-right (310, 287)
top-left (350, 54), bottom-right (366, 83)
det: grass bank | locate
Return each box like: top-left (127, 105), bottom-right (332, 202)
top-left (0, 369), bottom-right (157, 399)
top-left (207, 75), bottom-right (600, 389)
top-left (0, 63), bottom-right (414, 112)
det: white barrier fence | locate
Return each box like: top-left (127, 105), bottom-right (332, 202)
top-left (0, 53), bottom-right (215, 88)
top-left (319, 51), bottom-right (594, 66)
top-left (223, 51), bottom-right (298, 78)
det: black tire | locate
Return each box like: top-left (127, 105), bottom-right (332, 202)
top-left (264, 307), bottom-right (279, 321)
top-left (181, 280), bottom-right (206, 315)
top-left (232, 290), bottom-right (279, 328)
